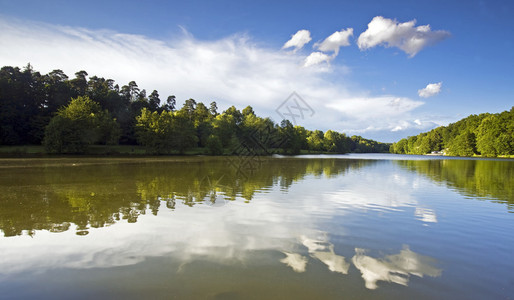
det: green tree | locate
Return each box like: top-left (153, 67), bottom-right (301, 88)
top-left (392, 138), bottom-right (407, 154)
top-left (242, 105), bottom-right (255, 117)
top-left (70, 70), bottom-right (88, 97)
top-left (476, 115), bottom-right (501, 157)
top-left (194, 102), bottom-right (213, 147)
top-left (209, 101), bottom-right (218, 117)
top-left (163, 95), bottom-right (176, 112)
top-left (135, 108), bottom-right (174, 154)
top-left (476, 110), bottom-right (514, 157)
top-left (205, 134), bottom-right (223, 155)
top-left (148, 90), bottom-right (161, 112)
top-left (307, 130), bottom-right (325, 152)
top-left (0, 64), bottom-right (48, 144)
top-left (43, 96), bottom-right (120, 153)
top-left (278, 120), bottom-right (302, 155)
top-left (45, 69), bottom-right (73, 113)
top-left (212, 113), bottom-right (237, 148)
top-left (182, 98), bottom-right (197, 120)
top-left (223, 106), bottom-right (243, 126)
top-left (239, 110), bottom-right (275, 154)
top-left (447, 131), bottom-right (477, 156)
top-left (406, 136), bottom-right (418, 154)
top-left (172, 109), bottom-right (198, 153)
top-left (324, 130), bottom-right (341, 153)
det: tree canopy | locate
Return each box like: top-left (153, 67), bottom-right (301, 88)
top-left (43, 96), bottom-right (119, 153)
top-left (390, 107), bottom-right (514, 157)
top-left (0, 64), bottom-right (390, 155)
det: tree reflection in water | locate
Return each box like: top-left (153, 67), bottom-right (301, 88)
top-left (396, 159), bottom-right (514, 212)
top-left (6, 156), bottom-right (505, 292)
top-left (0, 157), bottom-right (370, 236)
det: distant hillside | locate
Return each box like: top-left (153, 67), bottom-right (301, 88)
top-left (390, 107), bottom-right (514, 157)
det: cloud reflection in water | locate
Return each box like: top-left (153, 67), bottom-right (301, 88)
top-left (352, 246), bottom-right (442, 289)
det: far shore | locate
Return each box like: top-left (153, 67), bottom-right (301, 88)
top-left (1, 145), bottom-right (513, 159)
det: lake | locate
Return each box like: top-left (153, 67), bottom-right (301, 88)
top-left (0, 154), bottom-right (513, 299)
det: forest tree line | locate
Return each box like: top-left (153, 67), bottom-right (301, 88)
top-left (0, 64), bottom-right (389, 155)
top-left (390, 107), bottom-right (514, 157)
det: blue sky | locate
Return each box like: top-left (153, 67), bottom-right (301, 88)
top-left (1, 0), bottom-right (513, 142)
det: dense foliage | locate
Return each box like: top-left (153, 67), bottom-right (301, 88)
top-left (0, 64), bottom-right (389, 154)
top-left (390, 108), bottom-right (514, 157)
top-left (43, 96), bottom-right (120, 153)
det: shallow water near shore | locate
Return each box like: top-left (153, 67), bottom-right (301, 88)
top-left (1, 154), bottom-right (513, 299)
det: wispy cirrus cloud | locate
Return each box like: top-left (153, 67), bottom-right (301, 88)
top-left (0, 17), bottom-right (436, 141)
top-left (357, 16), bottom-right (450, 57)
top-left (325, 95), bottom-right (428, 136)
top-left (326, 96), bottom-right (424, 119)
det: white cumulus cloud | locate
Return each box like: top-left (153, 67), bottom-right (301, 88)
top-left (282, 29), bottom-right (312, 52)
top-left (418, 82), bottom-right (442, 98)
top-left (315, 28), bottom-right (353, 54)
top-left (304, 28), bottom-right (353, 67)
top-left (357, 16), bottom-right (450, 57)
top-left (303, 51), bottom-right (334, 67)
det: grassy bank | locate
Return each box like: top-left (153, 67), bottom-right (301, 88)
top-left (0, 145), bottom-right (154, 157)
top-left (0, 145), bottom-right (340, 158)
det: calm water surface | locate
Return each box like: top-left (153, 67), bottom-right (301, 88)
top-left (0, 154), bottom-right (513, 299)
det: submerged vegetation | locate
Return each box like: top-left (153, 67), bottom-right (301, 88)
top-left (0, 64), bottom-right (389, 155)
top-left (390, 107), bottom-right (514, 157)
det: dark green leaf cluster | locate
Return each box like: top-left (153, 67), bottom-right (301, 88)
top-left (390, 108), bottom-right (514, 157)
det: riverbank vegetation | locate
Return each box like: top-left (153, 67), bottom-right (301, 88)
top-left (390, 107), bottom-right (514, 157)
top-left (0, 64), bottom-right (389, 155)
